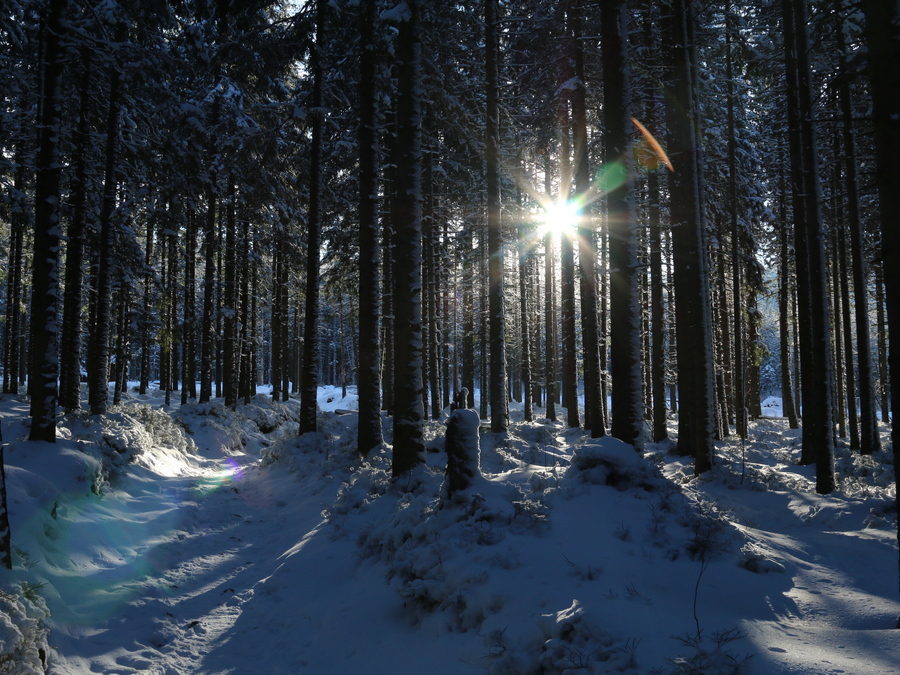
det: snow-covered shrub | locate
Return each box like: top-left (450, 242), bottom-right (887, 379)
top-left (118, 403), bottom-right (197, 456)
top-left (524, 600), bottom-right (637, 675)
top-left (565, 437), bottom-right (670, 492)
top-left (240, 395), bottom-right (299, 434)
top-left (351, 466), bottom-right (528, 632)
top-left (0, 583), bottom-right (50, 675)
top-left (662, 628), bottom-right (751, 675)
top-left (176, 402), bottom-right (247, 453)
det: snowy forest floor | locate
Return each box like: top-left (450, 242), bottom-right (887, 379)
top-left (1, 385), bottom-right (899, 675)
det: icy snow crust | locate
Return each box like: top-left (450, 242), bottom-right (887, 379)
top-left (1, 386), bottom-right (898, 674)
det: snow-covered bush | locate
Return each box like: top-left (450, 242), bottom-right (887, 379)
top-left (0, 583), bottom-right (49, 675)
top-left (565, 437), bottom-right (670, 493)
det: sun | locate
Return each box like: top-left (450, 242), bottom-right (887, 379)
top-left (539, 200), bottom-right (580, 237)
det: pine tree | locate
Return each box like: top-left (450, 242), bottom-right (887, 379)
top-left (391, 0), bottom-right (426, 478)
top-left (601, 0), bottom-right (642, 448)
top-left (29, 0), bottom-right (69, 441)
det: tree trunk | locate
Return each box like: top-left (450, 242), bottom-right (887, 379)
top-left (391, 0), bottom-right (426, 477)
top-left (836, 32), bottom-right (879, 454)
top-left (223, 179), bottom-right (238, 409)
top-left (300, 0), bottom-right (327, 433)
top-left (571, 0), bottom-right (604, 438)
top-left (861, 0), bottom-right (900, 626)
top-left (60, 52), bottom-right (92, 411)
top-left (664, 0), bottom-right (716, 473)
top-left (28, 0), bottom-right (68, 441)
top-left (357, 0), bottom-right (382, 454)
top-left (779, 208), bottom-right (799, 429)
top-left (485, 0), bottom-right (508, 433)
top-left (783, 0), bottom-right (835, 494)
top-left (88, 32), bottom-right (124, 418)
top-left (601, 0), bottom-right (642, 447)
top-left (726, 12), bottom-right (747, 439)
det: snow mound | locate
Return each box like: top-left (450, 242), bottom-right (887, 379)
top-left (566, 437), bottom-right (669, 492)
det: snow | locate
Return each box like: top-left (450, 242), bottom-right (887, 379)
top-left (1, 385), bottom-right (898, 674)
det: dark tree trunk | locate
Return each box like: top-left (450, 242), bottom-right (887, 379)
top-left (5, 138), bottom-right (27, 398)
top-left (223, 179), bottom-right (238, 409)
top-left (726, 12), bottom-right (747, 439)
top-left (779, 208), bottom-right (800, 429)
top-left (518, 218), bottom-right (533, 423)
top-left (648, 169), bottom-right (667, 442)
top-left (664, 0), bottom-right (716, 472)
top-left (486, 0), bottom-right (508, 433)
top-left (139, 215), bottom-right (154, 396)
top-left (357, 0), bottom-right (383, 455)
top-left (300, 0), bottom-right (327, 433)
top-left (571, 0), bottom-right (604, 438)
top-left (544, 226), bottom-right (557, 422)
top-left (783, 0), bottom-right (835, 494)
top-left (861, 0), bottom-right (900, 626)
top-left (200, 96), bottom-right (220, 404)
top-left (601, 0), bottom-right (642, 447)
top-left (391, 0), bottom-right (425, 477)
top-left (182, 212), bottom-right (197, 404)
top-left (60, 51), bottom-right (92, 411)
top-left (836, 37), bottom-right (880, 454)
top-left (28, 0), bottom-right (68, 441)
top-left (88, 33), bottom-right (124, 418)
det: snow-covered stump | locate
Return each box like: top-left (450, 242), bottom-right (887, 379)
top-left (445, 408), bottom-right (480, 498)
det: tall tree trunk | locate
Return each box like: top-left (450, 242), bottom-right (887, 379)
top-left (182, 212), bottom-right (197, 404)
top-left (300, 0), bottom-right (327, 433)
top-left (571, 0), bottom-right (604, 437)
top-left (875, 267), bottom-right (889, 424)
top-left (518, 217), bottom-right (533, 423)
top-left (486, 0), bottom-right (508, 432)
top-left (357, 0), bottom-right (383, 455)
top-left (199, 97), bottom-right (220, 404)
top-left (223, 179), bottom-right (238, 409)
top-left (28, 0), bottom-right (68, 440)
top-left (544, 228), bottom-right (557, 422)
top-left (861, 0), bottom-right (900, 626)
top-left (60, 52), bottom-right (92, 411)
top-left (601, 0), bottom-right (642, 447)
top-left (648, 166), bottom-right (667, 441)
top-left (5, 146), bottom-right (25, 397)
top-left (779, 204), bottom-right (799, 429)
top-left (391, 0), bottom-right (425, 477)
top-left (664, 0), bottom-right (716, 472)
top-left (88, 32), bottom-right (124, 417)
top-left (783, 0), bottom-right (835, 494)
top-left (837, 28), bottom-right (879, 454)
top-left (139, 216), bottom-right (154, 396)
top-left (726, 10), bottom-right (747, 439)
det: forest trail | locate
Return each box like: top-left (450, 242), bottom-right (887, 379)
top-left (665, 444), bottom-right (900, 675)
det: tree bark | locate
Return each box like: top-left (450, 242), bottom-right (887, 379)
top-left (601, 0), bottom-right (642, 447)
top-left (300, 0), bottom-right (327, 433)
top-left (391, 0), bottom-right (425, 477)
top-left (571, 0), bottom-right (604, 438)
top-left (664, 0), bottom-right (716, 472)
top-left (357, 0), bottom-right (383, 455)
top-left (782, 0), bottom-right (835, 494)
top-left (88, 28), bottom-right (124, 417)
top-left (28, 0), bottom-right (68, 440)
top-left (486, 0), bottom-right (508, 433)
top-left (861, 0), bottom-right (900, 626)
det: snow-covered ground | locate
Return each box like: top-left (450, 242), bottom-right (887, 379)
top-left (1, 385), bottom-right (898, 674)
